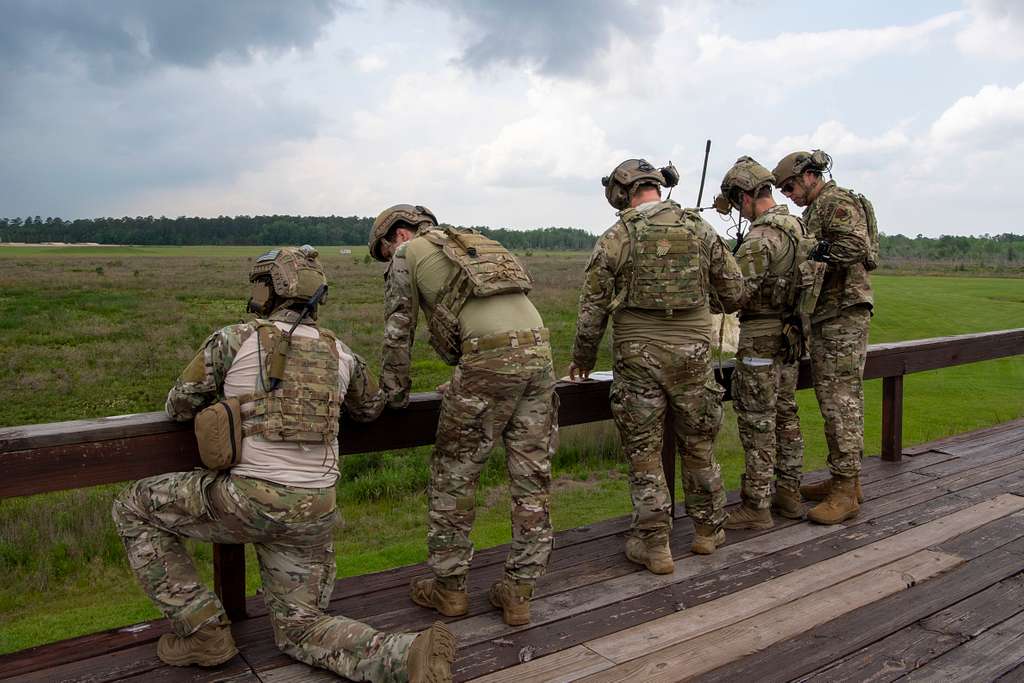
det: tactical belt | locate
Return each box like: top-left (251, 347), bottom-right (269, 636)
top-left (462, 327), bottom-right (550, 354)
top-left (739, 312), bottom-right (784, 323)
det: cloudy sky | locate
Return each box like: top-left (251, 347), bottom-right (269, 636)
top-left (1, 0), bottom-right (1022, 237)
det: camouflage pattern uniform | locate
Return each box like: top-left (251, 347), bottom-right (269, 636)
top-left (733, 206), bottom-right (805, 507)
top-left (382, 237), bottom-right (557, 590)
top-left (112, 312), bottom-right (423, 683)
top-left (803, 180), bottom-right (874, 478)
top-left (572, 201), bottom-right (744, 538)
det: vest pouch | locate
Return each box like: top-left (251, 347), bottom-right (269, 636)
top-left (428, 302), bottom-right (463, 366)
top-left (194, 397), bottom-right (244, 470)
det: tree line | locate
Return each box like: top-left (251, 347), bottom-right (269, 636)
top-left (0, 215), bottom-right (596, 251)
top-left (1, 215), bottom-right (1022, 264)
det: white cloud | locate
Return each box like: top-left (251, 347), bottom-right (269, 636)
top-left (738, 121), bottom-right (911, 171)
top-left (956, 0), bottom-right (1024, 60)
top-left (356, 54), bottom-right (387, 72)
top-left (930, 81), bottom-right (1024, 146)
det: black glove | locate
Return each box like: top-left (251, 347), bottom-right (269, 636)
top-left (781, 319), bottom-right (804, 364)
top-left (808, 239), bottom-right (832, 263)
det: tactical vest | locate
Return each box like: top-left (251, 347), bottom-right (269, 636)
top-left (613, 202), bottom-right (706, 314)
top-left (754, 211), bottom-right (810, 313)
top-left (240, 321), bottom-right (342, 443)
top-left (420, 228), bottom-right (533, 365)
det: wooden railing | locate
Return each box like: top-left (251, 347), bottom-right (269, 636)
top-left (2, 328), bottom-right (1022, 623)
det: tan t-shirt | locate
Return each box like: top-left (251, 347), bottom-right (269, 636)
top-left (224, 321), bottom-right (353, 488)
top-left (404, 237), bottom-right (542, 339)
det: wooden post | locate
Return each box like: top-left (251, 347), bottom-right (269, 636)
top-left (662, 409), bottom-right (678, 518)
top-left (213, 543), bottom-right (247, 621)
top-left (882, 374), bottom-right (904, 462)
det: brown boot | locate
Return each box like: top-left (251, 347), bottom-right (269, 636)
top-left (410, 577), bottom-right (469, 617)
top-left (488, 578), bottom-right (534, 626)
top-left (808, 477), bottom-right (860, 525)
top-left (772, 486), bottom-right (805, 520)
top-left (408, 621), bottom-right (456, 683)
top-left (724, 502), bottom-right (774, 530)
top-left (800, 477), bottom-right (864, 503)
top-left (157, 623), bottom-right (238, 667)
top-left (691, 524), bottom-right (726, 555)
top-left (624, 534), bottom-right (674, 574)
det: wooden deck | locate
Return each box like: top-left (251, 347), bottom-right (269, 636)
top-left (3, 419), bottom-right (1024, 683)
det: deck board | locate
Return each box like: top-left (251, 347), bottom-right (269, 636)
top-left (1, 419), bottom-right (1023, 683)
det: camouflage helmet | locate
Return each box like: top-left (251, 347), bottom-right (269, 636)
top-left (717, 156), bottom-right (774, 211)
top-left (602, 159), bottom-right (680, 211)
top-left (368, 204), bottom-right (438, 262)
top-left (772, 150), bottom-right (833, 187)
top-left (248, 245), bottom-right (327, 315)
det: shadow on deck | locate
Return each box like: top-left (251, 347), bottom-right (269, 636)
top-left (3, 418), bottom-right (1024, 682)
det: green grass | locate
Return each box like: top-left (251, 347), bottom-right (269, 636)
top-left (0, 246), bottom-right (1021, 653)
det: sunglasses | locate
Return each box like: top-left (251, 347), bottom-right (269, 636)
top-left (780, 179), bottom-right (796, 194)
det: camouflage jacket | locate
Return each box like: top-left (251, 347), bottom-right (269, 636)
top-left (736, 204), bottom-right (803, 323)
top-left (380, 241), bottom-right (418, 409)
top-left (571, 201), bottom-right (744, 371)
top-left (803, 180), bottom-right (874, 322)
top-left (166, 309), bottom-right (385, 423)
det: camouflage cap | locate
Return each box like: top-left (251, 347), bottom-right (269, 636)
top-left (772, 150), bottom-right (832, 187)
top-left (249, 245), bottom-right (328, 303)
top-left (368, 204), bottom-right (438, 261)
top-left (602, 159), bottom-right (679, 211)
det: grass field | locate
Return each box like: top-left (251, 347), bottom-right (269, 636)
top-left (1, 244), bottom-right (1022, 653)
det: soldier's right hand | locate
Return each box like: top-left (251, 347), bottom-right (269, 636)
top-left (568, 362), bottom-right (592, 382)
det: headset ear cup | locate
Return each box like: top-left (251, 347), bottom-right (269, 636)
top-left (660, 165), bottom-right (680, 188)
top-left (247, 281), bottom-right (273, 315)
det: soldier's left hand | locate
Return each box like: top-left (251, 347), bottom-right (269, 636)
top-left (568, 362), bottom-right (591, 382)
top-left (436, 382), bottom-right (450, 394)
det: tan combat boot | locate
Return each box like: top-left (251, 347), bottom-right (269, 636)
top-left (724, 502), bottom-right (774, 530)
top-left (624, 534), bottom-right (674, 575)
top-left (772, 485), bottom-right (805, 520)
top-left (156, 623), bottom-right (238, 667)
top-left (488, 578), bottom-right (534, 626)
top-left (807, 477), bottom-right (860, 525)
top-left (691, 523), bottom-right (726, 555)
top-left (407, 621), bottom-right (456, 683)
top-left (800, 477), bottom-right (864, 503)
top-left (410, 577), bottom-right (469, 617)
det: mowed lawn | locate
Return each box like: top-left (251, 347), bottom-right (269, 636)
top-left (0, 245), bottom-right (1022, 653)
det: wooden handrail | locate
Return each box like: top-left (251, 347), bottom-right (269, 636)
top-left (2, 327), bottom-right (1022, 620)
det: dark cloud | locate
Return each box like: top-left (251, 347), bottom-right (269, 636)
top-left (0, 0), bottom-right (345, 82)
top-left (432, 0), bottom-right (666, 78)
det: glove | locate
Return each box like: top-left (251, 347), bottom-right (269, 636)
top-left (808, 239), bottom-right (832, 263)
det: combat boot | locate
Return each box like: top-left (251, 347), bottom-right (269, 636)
top-left (772, 485), bottom-right (805, 520)
top-left (488, 578), bottom-right (534, 626)
top-left (691, 524), bottom-right (726, 555)
top-left (624, 534), bottom-right (674, 575)
top-left (800, 477), bottom-right (864, 503)
top-left (807, 476), bottom-right (860, 525)
top-left (407, 621), bottom-right (456, 683)
top-left (723, 502), bottom-right (773, 530)
top-left (410, 577), bottom-right (469, 617)
top-left (156, 623), bottom-right (238, 667)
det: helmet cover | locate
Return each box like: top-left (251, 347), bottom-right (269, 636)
top-left (602, 159), bottom-right (679, 211)
top-left (368, 204), bottom-right (438, 261)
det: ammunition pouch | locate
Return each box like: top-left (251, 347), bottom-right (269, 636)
top-left (428, 302), bottom-right (463, 366)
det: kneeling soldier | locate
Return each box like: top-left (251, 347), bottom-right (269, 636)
top-left (113, 246), bottom-right (454, 683)
top-left (369, 205), bottom-right (558, 626)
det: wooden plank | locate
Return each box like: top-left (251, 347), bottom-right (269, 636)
top-left (881, 374), bottom-right (904, 461)
top-left (933, 511), bottom-right (1024, 560)
top-left (214, 543), bottom-right (248, 621)
top-left (583, 495), bottom-right (1024, 665)
top-left (921, 573), bottom-right (1024, 638)
top-left (903, 608), bottom-right (1024, 681)
top-left (448, 522), bottom-right (834, 649)
top-left (696, 538), bottom-right (1024, 683)
top-left (582, 550), bottom-right (962, 683)
top-left (469, 646), bottom-right (613, 683)
top-left (258, 662), bottom-right (343, 682)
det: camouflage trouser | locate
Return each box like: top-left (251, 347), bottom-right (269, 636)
top-left (429, 342), bottom-right (557, 588)
top-left (734, 331), bottom-right (804, 508)
top-left (112, 471), bottom-right (417, 683)
top-left (810, 304), bottom-right (871, 479)
top-left (610, 341), bottom-right (726, 538)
